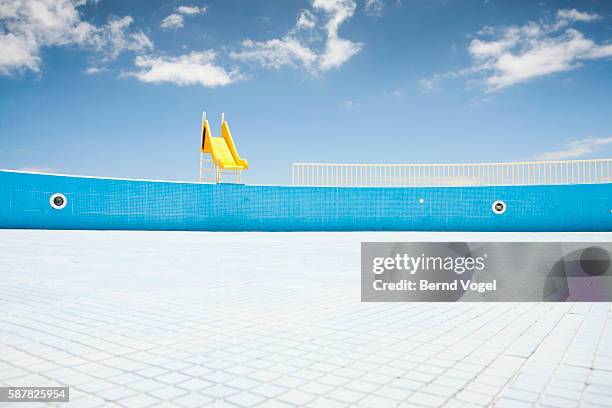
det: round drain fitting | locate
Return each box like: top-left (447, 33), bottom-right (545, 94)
top-left (50, 193), bottom-right (67, 210)
top-left (492, 200), bottom-right (506, 215)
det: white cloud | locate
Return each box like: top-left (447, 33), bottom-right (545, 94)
top-left (230, 38), bottom-right (317, 70)
top-left (295, 9), bottom-right (316, 30)
top-left (313, 0), bottom-right (362, 70)
top-left (230, 0), bottom-right (361, 73)
top-left (176, 6), bottom-right (208, 16)
top-left (101, 16), bottom-right (153, 59)
top-left (469, 9), bottom-right (612, 92)
top-left (161, 14), bottom-right (184, 29)
top-left (127, 51), bottom-right (241, 88)
top-left (339, 100), bottom-right (360, 109)
top-left (556, 8), bottom-right (599, 23)
top-left (422, 9), bottom-right (612, 92)
top-left (319, 35), bottom-right (361, 70)
top-left (0, 0), bottom-right (153, 75)
top-left (84, 66), bottom-right (104, 75)
top-left (418, 69), bottom-right (468, 93)
top-left (161, 5), bottom-right (207, 30)
top-left (364, 0), bottom-right (384, 17)
top-left (534, 137), bottom-right (612, 160)
top-left (418, 77), bottom-right (437, 93)
top-left (384, 88), bottom-right (403, 97)
top-left (0, 32), bottom-right (39, 73)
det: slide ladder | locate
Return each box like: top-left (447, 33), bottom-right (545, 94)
top-left (199, 112), bottom-right (249, 183)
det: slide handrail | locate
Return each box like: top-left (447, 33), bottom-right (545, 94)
top-left (221, 118), bottom-right (248, 169)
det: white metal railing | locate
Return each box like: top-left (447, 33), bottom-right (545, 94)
top-left (291, 159), bottom-right (612, 187)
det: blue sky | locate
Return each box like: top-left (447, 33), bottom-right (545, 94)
top-left (1, 0), bottom-right (612, 184)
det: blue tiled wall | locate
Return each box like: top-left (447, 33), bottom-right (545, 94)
top-left (1, 170), bottom-right (611, 231)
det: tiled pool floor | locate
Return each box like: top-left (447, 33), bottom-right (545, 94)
top-left (0, 230), bottom-right (611, 407)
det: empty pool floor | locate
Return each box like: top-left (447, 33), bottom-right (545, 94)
top-left (0, 230), bottom-right (611, 407)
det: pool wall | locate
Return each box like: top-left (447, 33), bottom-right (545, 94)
top-left (1, 170), bottom-right (611, 231)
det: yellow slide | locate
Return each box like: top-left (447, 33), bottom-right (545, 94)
top-left (200, 114), bottom-right (248, 170)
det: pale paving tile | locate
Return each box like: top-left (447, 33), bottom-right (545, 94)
top-left (359, 393), bottom-right (395, 408)
top-left (250, 383), bottom-right (288, 399)
top-left (308, 397), bottom-right (350, 408)
top-left (405, 391), bottom-right (449, 407)
top-left (224, 391), bottom-right (267, 407)
top-left (172, 393), bottom-right (215, 408)
top-left (325, 387), bottom-right (367, 404)
top-left (146, 385), bottom-right (189, 401)
top-left (95, 386), bottom-right (139, 401)
top-left (276, 389), bottom-right (317, 405)
top-left (177, 377), bottom-right (214, 392)
top-left (539, 394), bottom-right (581, 408)
top-left (0, 230), bottom-right (611, 407)
top-left (116, 392), bottom-right (161, 408)
top-left (128, 378), bottom-right (167, 393)
top-left (493, 398), bottom-right (533, 408)
top-left (200, 384), bottom-right (239, 399)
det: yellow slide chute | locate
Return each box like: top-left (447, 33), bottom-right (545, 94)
top-left (200, 113), bottom-right (248, 171)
